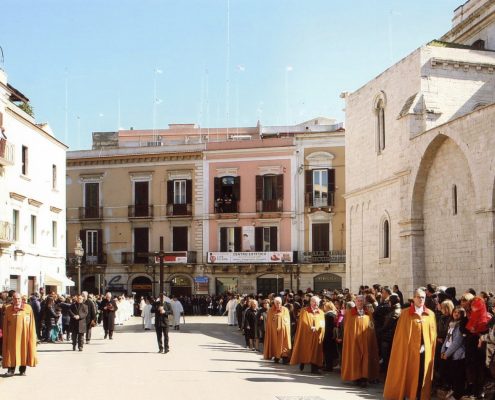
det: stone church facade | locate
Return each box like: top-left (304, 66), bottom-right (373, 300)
top-left (344, 0), bottom-right (495, 295)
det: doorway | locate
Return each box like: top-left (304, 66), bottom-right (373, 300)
top-left (170, 275), bottom-right (192, 297)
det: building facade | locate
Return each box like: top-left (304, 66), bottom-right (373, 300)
top-left (0, 68), bottom-right (69, 295)
top-left (67, 118), bottom-right (345, 297)
top-left (344, 0), bottom-right (495, 295)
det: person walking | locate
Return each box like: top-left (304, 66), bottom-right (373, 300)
top-left (264, 297), bottom-right (291, 364)
top-left (290, 295), bottom-right (325, 374)
top-left (82, 291), bottom-right (96, 344)
top-left (99, 292), bottom-right (118, 339)
top-left (171, 295), bottom-right (184, 331)
top-left (384, 288), bottom-right (437, 400)
top-left (152, 294), bottom-right (172, 353)
top-left (69, 294), bottom-right (88, 352)
top-left (2, 292), bottom-right (37, 376)
top-left (142, 298), bottom-right (153, 330)
top-left (225, 295), bottom-right (237, 326)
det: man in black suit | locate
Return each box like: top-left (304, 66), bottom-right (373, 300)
top-left (69, 294), bottom-right (88, 351)
top-left (151, 293), bottom-right (172, 353)
top-left (82, 291), bottom-right (96, 344)
top-left (99, 292), bottom-right (118, 339)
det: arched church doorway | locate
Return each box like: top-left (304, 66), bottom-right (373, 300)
top-left (131, 276), bottom-right (153, 300)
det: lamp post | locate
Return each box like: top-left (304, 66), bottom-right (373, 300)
top-left (74, 236), bottom-right (84, 294)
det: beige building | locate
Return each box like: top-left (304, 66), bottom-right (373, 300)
top-left (344, 0), bottom-right (495, 295)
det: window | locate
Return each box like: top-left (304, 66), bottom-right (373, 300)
top-left (84, 182), bottom-right (100, 218)
top-left (313, 169), bottom-right (328, 207)
top-left (174, 180), bottom-right (186, 204)
top-left (452, 184), bottom-right (458, 216)
top-left (12, 210), bottom-right (19, 241)
top-left (22, 145), bottom-right (28, 175)
top-left (86, 230), bottom-right (98, 257)
top-left (30, 215), bottom-right (36, 244)
top-left (173, 226), bottom-right (188, 251)
top-left (134, 181), bottom-right (150, 217)
top-left (256, 174), bottom-right (283, 212)
top-left (255, 227), bottom-right (278, 251)
top-left (472, 39), bottom-right (485, 50)
top-left (214, 176), bottom-right (240, 213)
top-left (52, 221), bottom-right (57, 247)
top-left (133, 227), bottom-right (149, 263)
top-left (52, 164), bottom-right (57, 189)
top-left (220, 227), bottom-right (241, 252)
top-left (312, 223), bottom-right (330, 252)
top-left (376, 98), bottom-right (386, 153)
top-left (381, 219), bottom-right (390, 259)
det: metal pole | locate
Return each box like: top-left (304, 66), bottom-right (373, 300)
top-left (290, 265), bottom-right (293, 292)
top-left (159, 236), bottom-right (164, 294)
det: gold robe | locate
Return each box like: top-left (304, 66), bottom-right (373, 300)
top-left (341, 307), bottom-right (380, 381)
top-left (383, 305), bottom-right (437, 400)
top-left (2, 303), bottom-right (38, 368)
top-left (263, 305), bottom-right (292, 359)
top-left (290, 307), bottom-right (325, 366)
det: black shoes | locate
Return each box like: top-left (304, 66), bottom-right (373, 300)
top-left (104, 333), bottom-right (108, 339)
top-left (78, 348), bottom-right (83, 352)
top-left (73, 346), bottom-right (76, 351)
top-left (299, 363), bottom-right (304, 371)
top-left (4, 368), bottom-right (14, 377)
top-left (158, 349), bottom-right (163, 353)
top-left (274, 358), bottom-right (280, 363)
top-left (164, 348), bottom-right (169, 354)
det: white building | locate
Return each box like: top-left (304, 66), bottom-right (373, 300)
top-left (0, 68), bottom-right (71, 295)
top-left (344, 0), bottom-right (495, 296)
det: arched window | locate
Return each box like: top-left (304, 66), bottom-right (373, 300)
top-left (472, 39), bottom-right (485, 50)
top-left (376, 99), bottom-right (385, 152)
top-left (380, 217), bottom-right (390, 259)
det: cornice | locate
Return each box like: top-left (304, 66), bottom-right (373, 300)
top-left (67, 152), bottom-right (202, 167)
top-left (431, 57), bottom-right (495, 73)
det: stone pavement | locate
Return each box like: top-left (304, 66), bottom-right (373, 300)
top-left (1, 316), bottom-right (383, 400)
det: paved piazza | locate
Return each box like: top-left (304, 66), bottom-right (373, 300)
top-left (1, 316), bottom-right (382, 399)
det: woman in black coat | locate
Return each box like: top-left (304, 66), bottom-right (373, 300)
top-left (243, 299), bottom-right (259, 351)
top-left (42, 297), bottom-right (58, 342)
top-left (322, 301), bottom-right (339, 372)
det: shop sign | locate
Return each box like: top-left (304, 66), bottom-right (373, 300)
top-left (207, 251), bottom-right (293, 264)
top-left (155, 252), bottom-right (188, 264)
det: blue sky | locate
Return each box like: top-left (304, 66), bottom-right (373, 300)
top-left (2, 0), bottom-right (460, 150)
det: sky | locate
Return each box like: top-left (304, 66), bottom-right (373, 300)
top-left (1, 0), bottom-right (461, 150)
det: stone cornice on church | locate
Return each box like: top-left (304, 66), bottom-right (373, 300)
top-left (430, 57), bottom-right (495, 72)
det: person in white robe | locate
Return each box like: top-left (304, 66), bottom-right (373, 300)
top-left (225, 295), bottom-right (238, 326)
top-left (171, 296), bottom-right (184, 330)
top-left (142, 299), bottom-right (153, 330)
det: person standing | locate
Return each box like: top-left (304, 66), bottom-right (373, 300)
top-left (264, 297), bottom-right (291, 363)
top-left (322, 301), bottom-right (339, 372)
top-left (69, 294), bottom-right (88, 352)
top-left (2, 292), bottom-right (37, 376)
top-left (152, 294), bottom-right (172, 353)
top-left (225, 295), bottom-right (237, 326)
top-left (384, 288), bottom-right (437, 400)
top-left (243, 299), bottom-right (259, 351)
top-left (99, 292), bottom-right (118, 339)
top-left (142, 298), bottom-right (153, 330)
top-left (290, 295), bottom-right (325, 374)
top-left (341, 295), bottom-right (380, 387)
top-left (82, 291), bottom-right (96, 344)
top-left (171, 296), bottom-right (184, 331)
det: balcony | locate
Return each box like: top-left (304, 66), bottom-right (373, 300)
top-left (128, 205), bottom-right (154, 218)
top-left (256, 199), bottom-right (283, 213)
top-left (214, 200), bottom-right (239, 214)
top-left (66, 252), bottom-right (107, 267)
top-left (305, 192), bottom-right (335, 209)
top-left (121, 251), bottom-right (151, 264)
top-left (298, 250), bottom-right (346, 264)
top-left (166, 203), bottom-right (192, 217)
top-left (0, 221), bottom-right (14, 246)
top-left (79, 206), bottom-right (103, 220)
top-left (0, 138), bottom-right (14, 166)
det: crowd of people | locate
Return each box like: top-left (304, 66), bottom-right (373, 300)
top-left (0, 290), bottom-right (126, 375)
top-left (224, 284), bottom-right (495, 400)
top-left (4, 283), bottom-right (495, 399)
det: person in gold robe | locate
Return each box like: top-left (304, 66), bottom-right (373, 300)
top-left (384, 288), bottom-right (437, 400)
top-left (2, 292), bottom-right (37, 376)
top-left (290, 295), bottom-right (325, 373)
top-left (263, 297), bottom-right (291, 364)
top-left (341, 295), bottom-right (380, 387)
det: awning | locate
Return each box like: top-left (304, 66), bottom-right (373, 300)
top-left (44, 272), bottom-right (75, 287)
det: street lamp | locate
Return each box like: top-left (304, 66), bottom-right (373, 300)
top-left (74, 236), bottom-right (84, 294)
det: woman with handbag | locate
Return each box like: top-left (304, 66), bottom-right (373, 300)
top-left (441, 306), bottom-right (466, 400)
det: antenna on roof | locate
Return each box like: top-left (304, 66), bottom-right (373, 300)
top-left (0, 46), bottom-right (4, 70)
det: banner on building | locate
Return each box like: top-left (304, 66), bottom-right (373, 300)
top-left (155, 252), bottom-right (188, 264)
top-left (207, 251), bottom-right (293, 264)
top-left (194, 276), bottom-right (209, 294)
